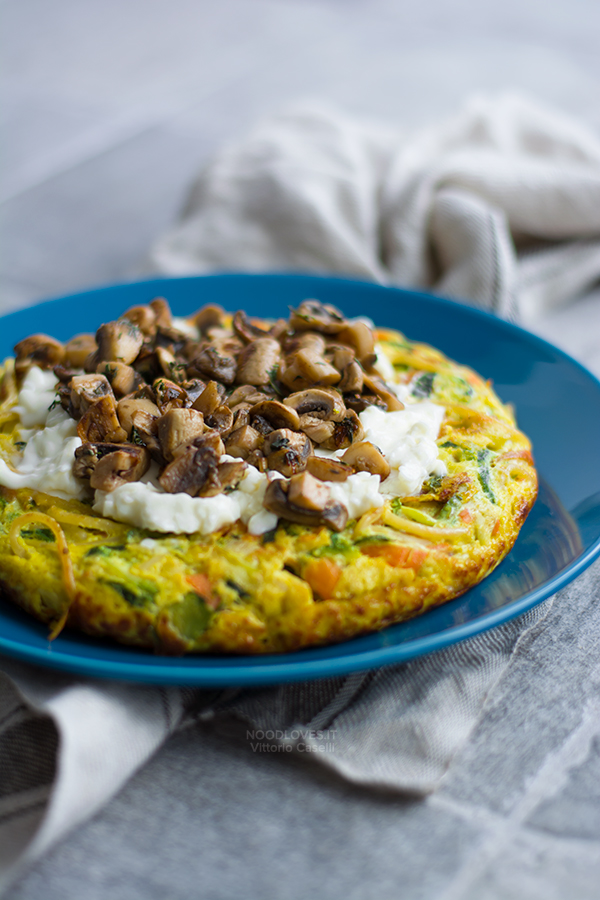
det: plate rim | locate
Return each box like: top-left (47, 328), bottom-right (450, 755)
top-left (1, 272), bottom-right (600, 686)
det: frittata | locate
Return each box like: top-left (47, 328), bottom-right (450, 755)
top-left (0, 297), bottom-right (537, 654)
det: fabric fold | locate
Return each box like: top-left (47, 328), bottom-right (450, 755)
top-left (147, 92), bottom-right (600, 320)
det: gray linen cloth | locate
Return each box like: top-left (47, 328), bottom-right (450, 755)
top-left (1, 92), bottom-right (599, 892)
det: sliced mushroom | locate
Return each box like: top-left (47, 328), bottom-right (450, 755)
top-left (293, 348), bottom-right (341, 386)
top-left (284, 388), bottom-right (346, 422)
top-left (97, 361), bottom-right (142, 397)
top-left (192, 304), bottom-right (226, 334)
top-left (288, 471), bottom-right (331, 511)
top-left (232, 310), bottom-right (269, 343)
top-left (231, 405), bottom-right (252, 429)
top-left (180, 379), bottom-right (207, 404)
top-left (224, 425), bottom-right (262, 459)
top-left (320, 410), bottom-right (365, 451)
top-left (14, 334), bottom-right (65, 375)
top-left (205, 405), bottom-right (234, 436)
top-left (130, 345), bottom-right (160, 383)
top-left (77, 395), bottom-right (128, 443)
top-left (94, 319), bottom-right (144, 365)
top-left (69, 373), bottom-right (113, 417)
top-left (159, 443), bottom-right (220, 497)
top-left (192, 430), bottom-right (226, 457)
top-left (236, 338), bottom-right (280, 386)
top-left (341, 441), bottom-right (391, 479)
top-left (157, 408), bottom-right (205, 461)
top-left (289, 300), bottom-right (347, 334)
top-left (54, 364), bottom-right (80, 383)
top-left (64, 334), bottom-right (97, 368)
top-left (337, 321), bottom-right (375, 363)
top-left (262, 479), bottom-right (348, 532)
top-left (298, 415), bottom-right (335, 444)
top-left (149, 297), bottom-right (172, 328)
top-left (283, 332), bottom-right (327, 356)
top-left (122, 304), bottom-right (157, 336)
top-left (117, 397), bottom-right (160, 436)
top-left (249, 400), bottom-right (300, 432)
top-left (362, 373), bottom-right (404, 411)
top-left (306, 456), bottom-right (353, 482)
top-left (245, 449), bottom-right (267, 472)
top-left (130, 408), bottom-right (163, 462)
top-left (192, 345), bottom-right (237, 385)
top-left (192, 380), bottom-right (226, 415)
top-left (156, 347), bottom-right (187, 383)
top-left (153, 378), bottom-right (189, 414)
top-left (217, 460), bottom-right (247, 492)
top-left (262, 428), bottom-right (312, 477)
top-left (338, 360), bottom-right (364, 394)
top-left (73, 442), bottom-right (127, 481)
top-left (227, 384), bottom-right (265, 407)
top-left (330, 345), bottom-right (355, 370)
top-left (89, 445), bottom-right (151, 492)
top-left (343, 392), bottom-right (386, 413)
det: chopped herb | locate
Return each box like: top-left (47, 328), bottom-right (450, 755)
top-left (477, 449), bottom-right (496, 503)
top-left (261, 527), bottom-right (278, 544)
top-left (268, 364), bottom-right (284, 397)
top-left (48, 396), bottom-right (60, 411)
top-left (20, 526), bottom-right (55, 542)
top-left (130, 425), bottom-right (146, 447)
top-left (412, 372), bottom-right (435, 398)
top-left (270, 434), bottom-right (290, 450)
top-left (103, 578), bottom-right (158, 607)
top-left (13, 441), bottom-right (27, 450)
top-left (310, 532), bottom-right (354, 557)
top-left (438, 494), bottom-right (462, 523)
top-left (85, 544), bottom-right (125, 557)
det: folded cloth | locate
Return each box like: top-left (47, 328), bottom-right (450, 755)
top-left (0, 594), bottom-right (554, 892)
top-left (147, 93), bottom-right (600, 321)
top-left (2, 92), bottom-right (598, 892)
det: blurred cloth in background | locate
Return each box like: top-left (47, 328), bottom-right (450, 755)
top-left (148, 94), bottom-right (600, 323)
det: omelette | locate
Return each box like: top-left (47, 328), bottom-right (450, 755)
top-left (0, 297), bottom-right (537, 654)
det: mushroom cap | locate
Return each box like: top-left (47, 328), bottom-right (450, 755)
top-left (284, 388), bottom-right (345, 421)
top-left (263, 479), bottom-right (348, 532)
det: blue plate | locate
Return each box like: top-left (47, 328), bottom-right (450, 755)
top-left (1, 274), bottom-right (599, 686)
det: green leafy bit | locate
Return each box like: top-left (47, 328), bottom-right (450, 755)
top-left (13, 441), bottom-right (27, 450)
top-left (20, 526), bottom-right (55, 542)
top-left (310, 532), bottom-right (355, 558)
top-left (261, 527), bottom-right (278, 544)
top-left (103, 578), bottom-right (158, 607)
top-left (268, 364), bottom-right (285, 397)
top-left (437, 494), bottom-right (463, 523)
top-left (412, 372), bottom-right (435, 398)
top-left (85, 544), bottom-right (125, 558)
top-left (130, 425), bottom-right (146, 447)
top-left (477, 449), bottom-right (496, 503)
top-left (390, 501), bottom-right (437, 526)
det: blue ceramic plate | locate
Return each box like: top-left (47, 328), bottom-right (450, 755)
top-left (1, 274), bottom-right (599, 686)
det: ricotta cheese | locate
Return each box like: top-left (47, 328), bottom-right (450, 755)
top-left (0, 365), bottom-right (447, 535)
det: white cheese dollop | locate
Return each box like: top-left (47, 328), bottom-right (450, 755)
top-left (0, 364), bottom-right (447, 535)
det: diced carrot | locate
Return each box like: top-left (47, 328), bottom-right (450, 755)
top-left (459, 508), bottom-right (473, 524)
top-left (186, 573), bottom-right (219, 609)
top-left (361, 543), bottom-right (427, 569)
top-left (303, 558), bottom-right (342, 600)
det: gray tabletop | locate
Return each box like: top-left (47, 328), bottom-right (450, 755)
top-left (2, 2), bottom-right (600, 898)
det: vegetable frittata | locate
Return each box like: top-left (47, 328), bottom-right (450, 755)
top-left (0, 297), bottom-right (537, 654)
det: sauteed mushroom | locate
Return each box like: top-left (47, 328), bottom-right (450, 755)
top-left (263, 478), bottom-right (348, 532)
